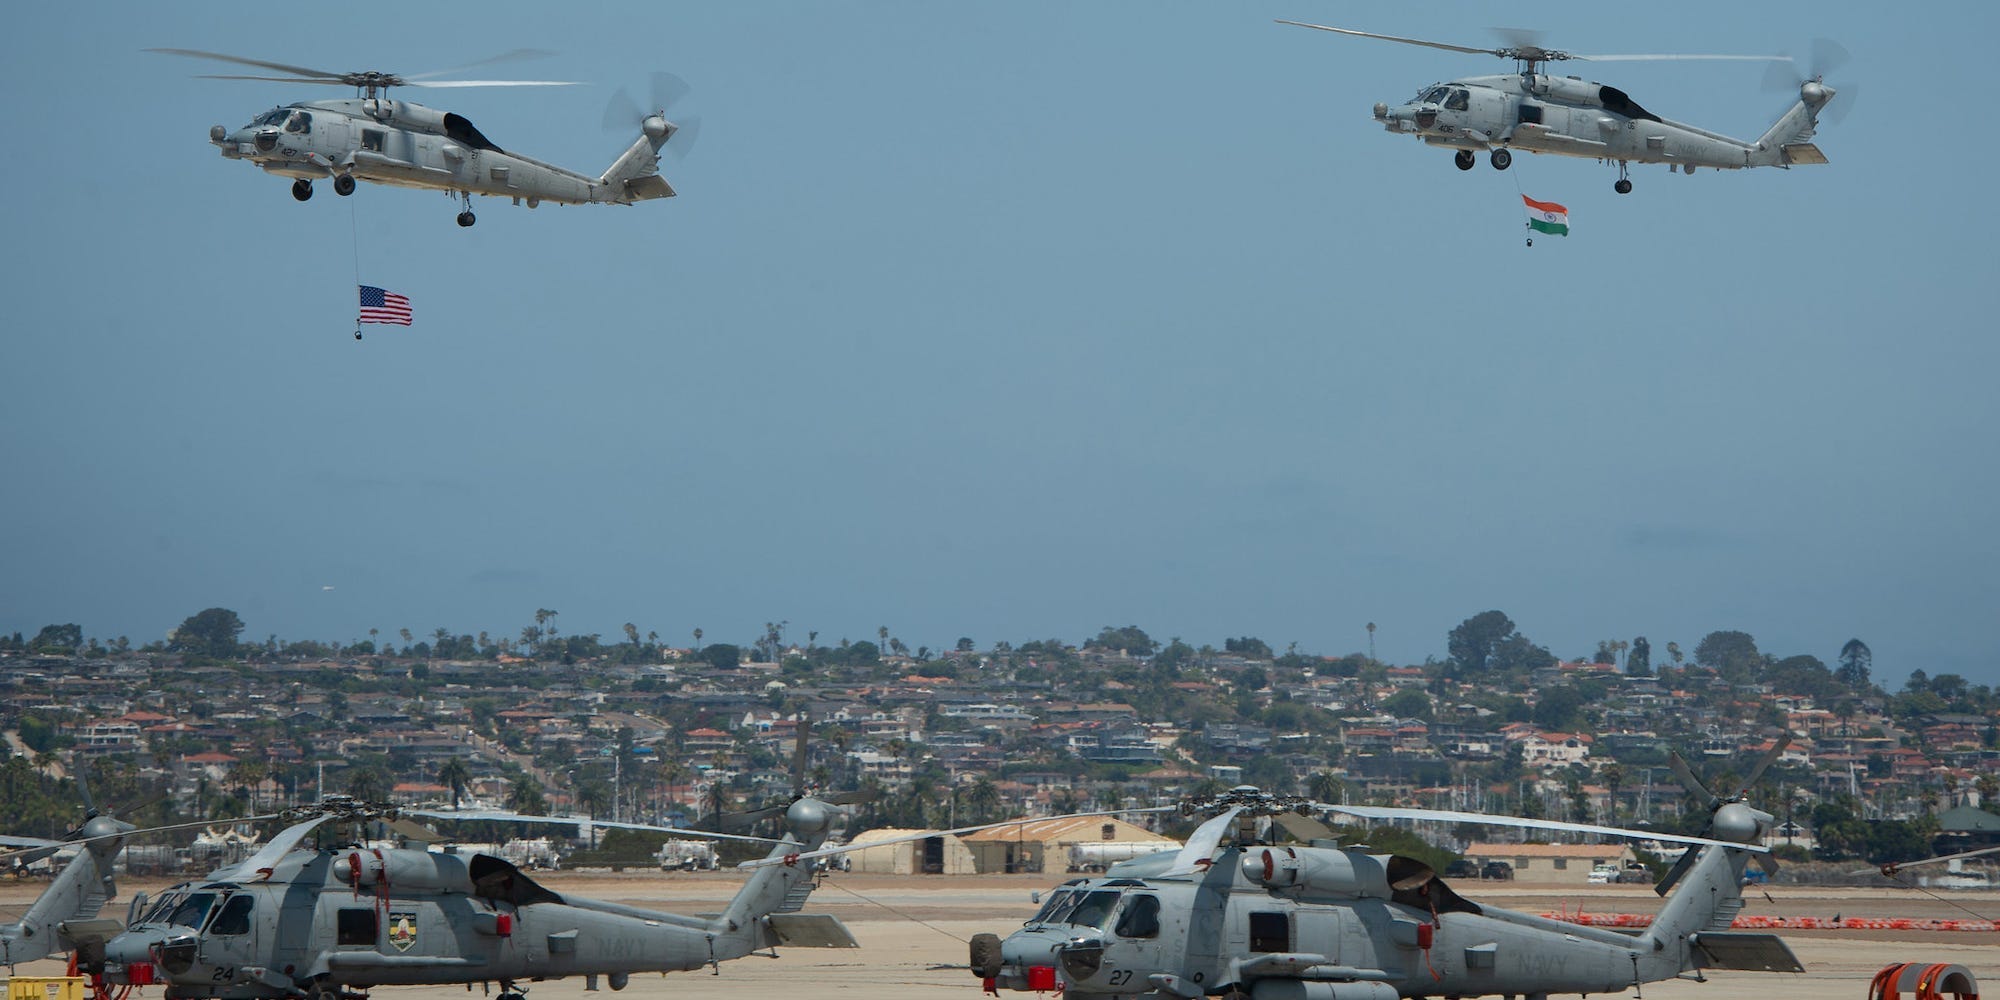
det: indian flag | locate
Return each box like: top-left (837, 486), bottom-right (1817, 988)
top-left (1523, 195), bottom-right (1569, 236)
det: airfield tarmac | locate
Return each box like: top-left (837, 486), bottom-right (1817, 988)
top-left (3, 873), bottom-right (1993, 1000)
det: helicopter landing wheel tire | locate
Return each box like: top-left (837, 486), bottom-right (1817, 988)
top-left (291, 179), bottom-right (313, 202)
top-left (333, 174), bottom-right (356, 197)
top-left (1454, 150), bottom-right (1475, 171)
top-left (1615, 179), bottom-right (1633, 194)
top-left (969, 934), bottom-right (1003, 979)
top-left (456, 211), bottom-right (476, 227)
top-left (1490, 148), bottom-right (1512, 170)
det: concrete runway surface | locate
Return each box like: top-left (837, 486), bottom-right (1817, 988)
top-left (3, 872), bottom-right (1993, 1000)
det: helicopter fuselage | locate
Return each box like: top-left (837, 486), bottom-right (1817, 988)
top-left (977, 841), bottom-right (1776, 1000)
top-left (1372, 72), bottom-right (1830, 173)
top-left (209, 98), bottom-right (674, 211)
top-left (97, 846), bottom-right (820, 1000)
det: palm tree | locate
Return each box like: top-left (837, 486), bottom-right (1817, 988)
top-left (692, 627), bottom-right (703, 649)
top-left (437, 757), bottom-right (472, 809)
top-left (964, 777), bottom-right (1002, 824)
top-left (1307, 771), bottom-right (1345, 805)
top-left (507, 779), bottom-right (548, 815)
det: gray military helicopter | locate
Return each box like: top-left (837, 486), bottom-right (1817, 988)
top-left (150, 49), bottom-right (691, 226)
top-left (1277, 21), bottom-right (1841, 193)
top-left (964, 782), bottom-right (1801, 1000)
top-left (0, 773), bottom-right (143, 967)
top-left (80, 794), bottom-right (855, 1000)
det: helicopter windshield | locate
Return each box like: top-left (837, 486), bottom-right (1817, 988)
top-left (166, 892), bottom-right (218, 929)
top-left (251, 108), bottom-right (289, 127)
top-left (1420, 86), bottom-right (1450, 104)
top-left (1030, 889), bottom-right (1077, 924)
top-left (1061, 890), bottom-right (1123, 928)
top-left (140, 888), bottom-right (187, 925)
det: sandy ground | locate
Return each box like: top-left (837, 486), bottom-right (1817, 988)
top-left (3, 873), bottom-right (1993, 1000)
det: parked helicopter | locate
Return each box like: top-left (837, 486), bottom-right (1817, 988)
top-left (1277, 21), bottom-right (1840, 193)
top-left (76, 795), bottom-right (855, 1000)
top-left (963, 776), bottom-right (1801, 1000)
top-left (150, 49), bottom-right (692, 226)
top-left (0, 776), bottom-right (141, 967)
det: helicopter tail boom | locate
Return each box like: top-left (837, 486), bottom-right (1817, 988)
top-left (1750, 82), bottom-right (1835, 166)
top-left (596, 120), bottom-right (677, 203)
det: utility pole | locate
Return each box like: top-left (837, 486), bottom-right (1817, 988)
top-left (1366, 622), bottom-right (1377, 662)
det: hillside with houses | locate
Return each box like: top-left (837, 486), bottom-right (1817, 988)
top-left (1, 610), bottom-right (1995, 871)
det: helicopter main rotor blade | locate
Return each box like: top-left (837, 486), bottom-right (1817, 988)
top-left (404, 808), bottom-right (784, 845)
top-left (1323, 804), bottom-right (1766, 853)
top-left (195, 74), bottom-right (347, 85)
top-left (406, 48), bottom-right (558, 81)
top-left (1870, 843), bottom-right (2000, 875)
top-left (404, 79), bottom-right (580, 88)
top-left (0, 815), bottom-right (281, 864)
top-left (1275, 21), bottom-right (1498, 57)
top-left (147, 48), bottom-right (348, 81)
top-left (1574, 53), bottom-right (1792, 62)
top-left (736, 806), bottom-right (1178, 870)
top-left (1163, 806), bottom-right (1245, 876)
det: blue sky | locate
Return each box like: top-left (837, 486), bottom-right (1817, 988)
top-left (5, 2), bottom-right (1996, 686)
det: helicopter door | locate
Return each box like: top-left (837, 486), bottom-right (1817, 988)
top-left (198, 894), bottom-right (260, 982)
top-left (1247, 912), bottom-right (1290, 953)
top-left (1292, 909), bottom-right (1341, 965)
top-left (1106, 894), bottom-right (1165, 985)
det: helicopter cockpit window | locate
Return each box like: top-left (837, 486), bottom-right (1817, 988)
top-left (253, 109), bottom-right (289, 127)
top-left (284, 111), bottom-right (312, 134)
top-left (1064, 890), bottom-right (1122, 929)
top-left (140, 890), bottom-right (186, 925)
top-left (1112, 895), bottom-right (1161, 939)
top-left (166, 892), bottom-right (217, 929)
top-left (208, 895), bottom-right (254, 936)
top-left (1030, 890), bottom-right (1077, 924)
top-left (1445, 89), bottom-right (1470, 111)
top-left (1422, 86), bottom-right (1450, 104)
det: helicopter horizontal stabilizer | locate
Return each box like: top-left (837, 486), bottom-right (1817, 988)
top-left (1688, 931), bottom-right (1804, 973)
top-left (765, 912), bottom-right (859, 948)
top-left (624, 174), bottom-right (676, 200)
top-left (1782, 142), bottom-right (1828, 164)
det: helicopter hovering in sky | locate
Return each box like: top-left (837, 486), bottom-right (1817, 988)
top-left (963, 741), bottom-right (1805, 1000)
top-left (150, 49), bottom-right (692, 226)
top-left (1277, 21), bottom-right (1842, 194)
top-left (72, 795), bottom-right (855, 1000)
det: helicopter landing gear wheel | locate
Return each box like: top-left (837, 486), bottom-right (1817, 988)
top-left (1490, 148), bottom-right (1512, 170)
top-left (454, 191), bottom-right (476, 227)
top-left (1454, 149), bottom-right (1475, 171)
top-left (291, 178), bottom-right (313, 201)
top-left (969, 934), bottom-right (1003, 979)
top-left (333, 174), bottom-right (355, 196)
top-left (1615, 179), bottom-right (1633, 194)
top-left (304, 977), bottom-right (339, 1000)
top-left (456, 211), bottom-right (477, 227)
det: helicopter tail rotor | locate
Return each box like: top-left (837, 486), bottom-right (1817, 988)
top-left (605, 71), bottom-right (698, 158)
top-left (1763, 39), bottom-right (1854, 126)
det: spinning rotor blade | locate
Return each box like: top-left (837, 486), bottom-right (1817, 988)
top-left (664, 115), bottom-right (701, 160)
top-left (406, 48), bottom-right (558, 80)
top-left (404, 79), bottom-right (579, 88)
top-left (1573, 53), bottom-right (1791, 62)
top-left (195, 74), bottom-right (346, 84)
top-left (1275, 20), bottom-right (1497, 57)
top-left (148, 48), bottom-right (347, 81)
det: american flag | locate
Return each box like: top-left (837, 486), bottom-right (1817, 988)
top-left (358, 285), bottom-right (413, 326)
